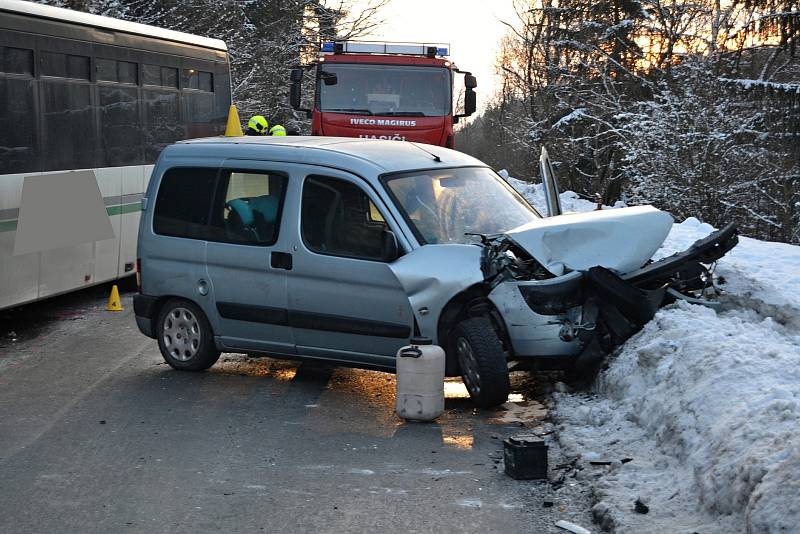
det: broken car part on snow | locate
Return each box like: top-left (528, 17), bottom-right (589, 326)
top-left (135, 139), bottom-right (739, 409)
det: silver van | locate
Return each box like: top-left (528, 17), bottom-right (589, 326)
top-left (134, 137), bottom-right (737, 407)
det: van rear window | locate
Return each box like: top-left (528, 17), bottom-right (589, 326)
top-left (153, 167), bottom-right (217, 239)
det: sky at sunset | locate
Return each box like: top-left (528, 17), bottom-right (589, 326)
top-left (355, 0), bottom-right (519, 110)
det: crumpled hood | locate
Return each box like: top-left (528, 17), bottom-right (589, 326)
top-left (505, 205), bottom-right (674, 275)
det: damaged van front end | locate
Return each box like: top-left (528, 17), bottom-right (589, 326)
top-left (482, 212), bottom-right (738, 372)
top-left (383, 156), bottom-right (739, 406)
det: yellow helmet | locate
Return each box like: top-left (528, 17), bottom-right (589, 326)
top-left (247, 115), bottom-right (268, 135)
top-left (269, 124), bottom-right (287, 136)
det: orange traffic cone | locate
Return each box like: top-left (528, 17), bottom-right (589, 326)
top-left (224, 104), bottom-right (243, 136)
top-left (106, 284), bottom-right (123, 311)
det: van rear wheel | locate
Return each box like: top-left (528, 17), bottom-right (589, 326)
top-left (156, 299), bottom-right (220, 371)
top-left (454, 317), bottom-right (509, 408)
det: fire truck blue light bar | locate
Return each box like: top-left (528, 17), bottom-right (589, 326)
top-left (320, 41), bottom-right (450, 57)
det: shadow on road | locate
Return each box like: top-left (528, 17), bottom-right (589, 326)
top-left (1, 277), bottom-right (137, 349)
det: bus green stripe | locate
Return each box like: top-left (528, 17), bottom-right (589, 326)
top-left (105, 202), bottom-right (142, 216)
top-left (0, 202), bottom-right (140, 233)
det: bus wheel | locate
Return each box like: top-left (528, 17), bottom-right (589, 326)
top-left (454, 317), bottom-right (510, 408)
top-left (156, 299), bottom-right (220, 371)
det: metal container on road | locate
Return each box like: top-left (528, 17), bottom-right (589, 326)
top-left (395, 337), bottom-right (445, 422)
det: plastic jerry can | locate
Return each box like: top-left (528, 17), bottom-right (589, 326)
top-left (395, 337), bottom-right (445, 422)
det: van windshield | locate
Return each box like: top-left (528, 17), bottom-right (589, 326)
top-left (384, 167), bottom-right (541, 245)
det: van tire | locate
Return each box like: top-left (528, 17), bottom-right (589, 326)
top-left (454, 317), bottom-right (509, 408)
top-left (156, 298), bottom-right (220, 371)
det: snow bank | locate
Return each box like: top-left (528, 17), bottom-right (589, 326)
top-left (557, 299), bottom-right (800, 532)
top-left (502, 172), bottom-right (610, 214)
top-left (507, 175), bottom-right (800, 532)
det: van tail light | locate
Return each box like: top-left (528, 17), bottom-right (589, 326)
top-left (135, 258), bottom-right (142, 292)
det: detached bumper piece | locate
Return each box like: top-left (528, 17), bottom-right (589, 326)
top-left (573, 267), bottom-right (666, 371)
top-left (588, 267), bottom-right (665, 337)
top-left (623, 222), bottom-right (738, 288)
top-left (576, 223), bottom-right (738, 370)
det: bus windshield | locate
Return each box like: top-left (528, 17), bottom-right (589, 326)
top-left (384, 167), bottom-right (541, 245)
top-left (318, 64), bottom-right (451, 117)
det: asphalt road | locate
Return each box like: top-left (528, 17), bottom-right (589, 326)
top-left (0, 283), bottom-right (592, 533)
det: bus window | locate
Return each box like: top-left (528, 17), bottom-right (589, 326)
top-left (144, 89), bottom-right (183, 161)
top-left (41, 51), bottom-right (90, 80)
top-left (96, 58), bottom-right (116, 82)
top-left (182, 69), bottom-right (214, 92)
top-left (162, 67), bottom-right (178, 88)
top-left (118, 61), bottom-right (137, 85)
top-left (99, 85), bottom-right (142, 166)
top-left (1, 47), bottom-right (34, 76)
top-left (97, 59), bottom-right (137, 85)
top-left (143, 64), bottom-right (178, 88)
top-left (0, 77), bottom-right (38, 173)
top-left (184, 91), bottom-right (215, 138)
top-left (41, 81), bottom-right (97, 170)
top-left (198, 71), bottom-right (213, 92)
top-left (142, 64), bottom-right (159, 85)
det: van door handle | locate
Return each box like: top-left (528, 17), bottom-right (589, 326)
top-left (271, 251), bottom-right (293, 271)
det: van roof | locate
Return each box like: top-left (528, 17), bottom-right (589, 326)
top-left (168, 136), bottom-right (486, 175)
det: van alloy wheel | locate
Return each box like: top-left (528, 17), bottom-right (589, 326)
top-left (162, 307), bottom-right (201, 362)
top-left (156, 298), bottom-right (221, 371)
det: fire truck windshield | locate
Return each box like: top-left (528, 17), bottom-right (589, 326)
top-left (318, 64), bottom-right (451, 117)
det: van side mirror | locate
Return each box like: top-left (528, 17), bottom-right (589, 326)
top-left (464, 74), bottom-right (477, 89)
top-left (290, 68), bottom-right (304, 82)
top-left (382, 229), bottom-right (400, 262)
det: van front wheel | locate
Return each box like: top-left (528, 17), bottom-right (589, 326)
top-left (454, 317), bottom-right (509, 408)
top-left (156, 299), bottom-right (220, 371)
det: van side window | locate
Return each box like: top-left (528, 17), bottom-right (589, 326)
top-left (153, 167), bottom-right (217, 239)
top-left (301, 175), bottom-right (388, 260)
top-left (207, 171), bottom-right (287, 245)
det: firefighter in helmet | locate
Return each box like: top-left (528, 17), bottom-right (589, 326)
top-left (246, 115), bottom-right (268, 136)
top-left (269, 124), bottom-right (287, 136)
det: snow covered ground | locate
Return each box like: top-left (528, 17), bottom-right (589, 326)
top-left (506, 174), bottom-right (800, 533)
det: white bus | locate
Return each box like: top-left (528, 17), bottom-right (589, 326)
top-left (0, 0), bottom-right (231, 309)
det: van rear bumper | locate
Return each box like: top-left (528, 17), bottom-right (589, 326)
top-left (133, 294), bottom-right (158, 339)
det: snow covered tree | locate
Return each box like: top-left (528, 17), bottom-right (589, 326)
top-left (458, 0), bottom-right (799, 244)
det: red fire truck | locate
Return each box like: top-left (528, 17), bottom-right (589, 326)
top-left (290, 41), bottom-right (477, 148)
